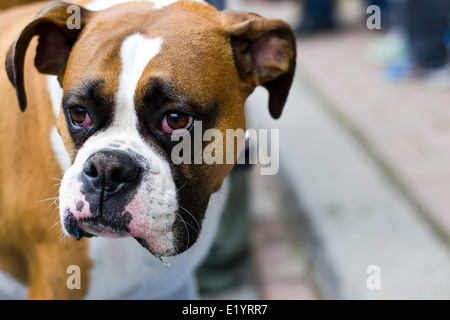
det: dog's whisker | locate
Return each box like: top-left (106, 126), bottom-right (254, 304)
top-left (36, 197), bottom-right (59, 203)
top-left (48, 220), bottom-right (62, 232)
top-left (175, 212), bottom-right (191, 251)
top-left (49, 206), bottom-right (59, 219)
top-left (179, 205), bottom-right (201, 235)
top-left (176, 181), bottom-right (187, 193)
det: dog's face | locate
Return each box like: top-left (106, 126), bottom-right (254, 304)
top-left (6, 0), bottom-right (296, 257)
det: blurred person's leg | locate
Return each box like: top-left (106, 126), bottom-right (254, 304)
top-left (406, 0), bottom-right (448, 70)
top-left (368, 0), bottom-right (390, 28)
top-left (196, 169), bottom-right (251, 295)
top-left (370, 0), bottom-right (450, 85)
top-left (296, 0), bottom-right (336, 36)
top-left (388, 0), bottom-right (408, 34)
top-left (367, 0), bottom-right (408, 67)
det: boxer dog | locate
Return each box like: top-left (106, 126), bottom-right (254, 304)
top-left (0, 0), bottom-right (295, 299)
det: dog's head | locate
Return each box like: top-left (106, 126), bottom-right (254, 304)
top-left (5, 0), bottom-right (296, 257)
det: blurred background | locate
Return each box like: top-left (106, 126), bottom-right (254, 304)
top-left (200, 0), bottom-right (450, 300)
top-left (3, 0), bottom-right (450, 300)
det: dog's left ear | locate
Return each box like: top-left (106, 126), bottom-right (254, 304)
top-left (225, 11), bottom-right (296, 119)
top-left (5, 1), bottom-right (91, 112)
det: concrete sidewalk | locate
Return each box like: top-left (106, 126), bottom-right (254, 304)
top-left (227, 0), bottom-right (450, 299)
top-left (247, 69), bottom-right (450, 299)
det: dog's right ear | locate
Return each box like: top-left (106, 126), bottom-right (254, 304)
top-left (222, 10), bottom-right (296, 119)
top-left (5, 1), bottom-right (91, 112)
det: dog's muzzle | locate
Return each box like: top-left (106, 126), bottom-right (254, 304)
top-left (65, 149), bottom-right (144, 240)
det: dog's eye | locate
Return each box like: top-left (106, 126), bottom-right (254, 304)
top-left (161, 112), bottom-right (193, 134)
top-left (69, 107), bottom-right (92, 127)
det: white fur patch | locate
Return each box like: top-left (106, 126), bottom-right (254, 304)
top-left (85, 0), bottom-right (150, 10)
top-left (47, 76), bottom-right (62, 118)
top-left (47, 76), bottom-right (71, 172)
top-left (151, 0), bottom-right (181, 9)
top-left (85, 0), bottom-right (206, 11)
top-left (50, 126), bottom-right (71, 172)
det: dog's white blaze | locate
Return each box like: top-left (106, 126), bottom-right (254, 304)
top-left (115, 34), bottom-right (162, 133)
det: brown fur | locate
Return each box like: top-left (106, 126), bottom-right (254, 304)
top-left (0, 0), bottom-right (42, 11)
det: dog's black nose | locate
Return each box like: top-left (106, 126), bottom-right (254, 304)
top-left (82, 150), bottom-right (142, 193)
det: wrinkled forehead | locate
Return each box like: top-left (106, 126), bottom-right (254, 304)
top-left (64, 1), bottom-right (234, 100)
